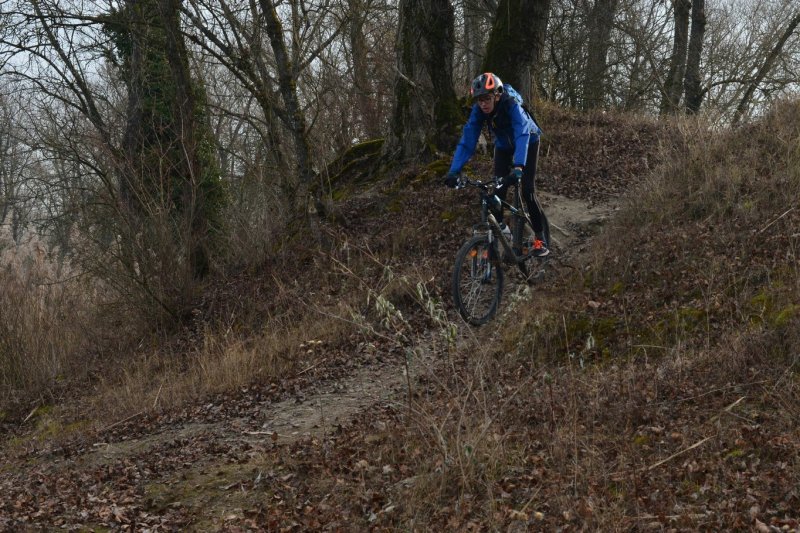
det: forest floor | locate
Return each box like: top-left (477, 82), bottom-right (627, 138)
top-left (0, 186), bottom-right (613, 531)
top-left (2, 106), bottom-right (799, 531)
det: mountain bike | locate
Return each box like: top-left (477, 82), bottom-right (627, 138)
top-left (451, 174), bottom-right (551, 325)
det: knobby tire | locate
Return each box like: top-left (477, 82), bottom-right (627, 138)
top-left (452, 235), bottom-right (504, 325)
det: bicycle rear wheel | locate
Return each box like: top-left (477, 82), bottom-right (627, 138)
top-left (452, 235), bottom-right (504, 325)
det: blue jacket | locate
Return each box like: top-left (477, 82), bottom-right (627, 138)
top-left (448, 85), bottom-right (541, 174)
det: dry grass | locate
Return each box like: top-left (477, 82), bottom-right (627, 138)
top-left (0, 238), bottom-right (96, 414)
top-left (3, 100), bottom-right (799, 529)
top-left (85, 310), bottom-right (356, 424)
top-left (34, 234), bottom-right (431, 429)
top-left (373, 100), bottom-right (800, 528)
top-left (0, 232), bottom-right (357, 430)
top-left (383, 318), bottom-right (800, 528)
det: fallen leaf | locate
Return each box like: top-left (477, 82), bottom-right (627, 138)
top-left (508, 510), bottom-right (528, 520)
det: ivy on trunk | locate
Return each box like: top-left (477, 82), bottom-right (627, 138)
top-left (101, 0), bottom-right (225, 316)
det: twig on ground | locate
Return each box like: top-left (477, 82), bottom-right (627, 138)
top-left (770, 354), bottom-right (800, 392)
top-left (758, 207), bottom-right (794, 234)
top-left (153, 382), bottom-right (164, 409)
top-left (22, 405), bottom-right (39, 424)
top-left (632, 344), bottom-right (668, 350)
top-left (632, 513), bottom-right (709, 521)
top-left (549, 221), bottom-right (570, 236)
top-left (647, 436), bottom-right (712, 471)
top-left (294, 359), bottom-right (327, 377)
top-left (711, 396), bottom-right (753, 423)
top-left (659, 381), bottom-right (767, 406)
top-left (98, 411), bottom-right (145, 434)
top-left (722, 396), bottom-right (746, 412)
top-left (244, 430), bottom-right (284, 439)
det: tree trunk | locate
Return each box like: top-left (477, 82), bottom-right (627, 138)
top-left (348, 0), bottom-right (381, 139)
top-left (733, 11), bottom-right (800, 124)
top-left (482, 0), bottom-right (551, 102)
top-left (10, 207), bottom-right (20, 244)
top-left (0, 103), bottom-right (11, 236)
top-left (384, 0), bottom-right (461, 162)
top-left (159, 0), bottom-right (222, 279)
top-left (582, 0), bottom-right (618, 110)
top-left (660, 0), bottom-right (690, 115)
top-left (463, 0), bottom-right (484, 78)
top-left (113, 0), bottom-right (224, 285)
top-left (259, 0), bottom-right (316, 213)
top-left (683, 0), bottom-right (706, 114)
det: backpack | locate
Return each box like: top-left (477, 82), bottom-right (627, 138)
top-left (502, 84), bottom-right (541, 129)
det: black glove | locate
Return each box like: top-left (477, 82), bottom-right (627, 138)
top-left (505, 167), bottom-right (523, 185)
top-left (443, 172), bottom-right (460, 188)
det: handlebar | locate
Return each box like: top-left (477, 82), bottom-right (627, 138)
top-left (454, 174), bottom-right (517, 191)
top-left (454, 175), bottom-right (483, 190)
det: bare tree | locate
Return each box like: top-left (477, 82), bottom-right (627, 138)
top-left (542, 0), bottom-right (586, 106)
top-left (613, 0), bottom-right (673, 112)
top-left (101, 0), bottom-right (226, 282)
top-left (660, 0), bottom-right (691, 114)
top-left (383, 0), bottom-right (461, 162)
top-left (543, 0), bottom-right (677, 112)
top-left (0, 0), bottom-right (125, 257)
top-left (347, 0), bottom-right (383, 139)
top-left (733, 9), bottom-right (800, 123)
top-left (683, 0), bottom-right (705, 113)
top-left (183, 0), bottom-right (348, 220)
top-left (260, 0), bottom-right (316, 212)
top-left (583, 0), bottom-right (619, 109)
top-left (461, 0), bottom-right (495, 80)
top-left (0, 0), bottom-right (228, 319)
top-left (0, 95), bottom-right (27, 244)
top-left (0, 97), bottom-right (15, 241)
top-left (483, 0), bottom-right (551, 101)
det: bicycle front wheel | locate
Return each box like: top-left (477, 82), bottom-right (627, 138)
top-left (452, 235), bottom-right (504, 325)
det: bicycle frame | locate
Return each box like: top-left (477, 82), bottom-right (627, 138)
top-left (461, 177), bottom-right (532, 266)
top-left (451, 175), bottom-right (549, 324)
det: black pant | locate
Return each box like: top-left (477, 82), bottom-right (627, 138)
top-left (493, 140), bottom-right (546, 235)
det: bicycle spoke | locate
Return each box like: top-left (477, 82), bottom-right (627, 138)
top-left (461, 268), bottom-right (486, 312)
top-left (452, 236), bottom-right (503, 325)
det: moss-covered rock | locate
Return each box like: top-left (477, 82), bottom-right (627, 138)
top-left (316, 138), bottom-right (385, 198)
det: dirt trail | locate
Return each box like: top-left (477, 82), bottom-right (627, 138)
top-left (246, 360), bottom-right (405, 444)
top-left (96, 192), bottom-right (610, 455)
top-left (0, 192), bottom-right (613, 530)
top-left (540, 191), bottom-right (617, 248)
top-left (80, 192), bottom-right (611, 462)
top-left (74, 358), bottom-right (407, 471)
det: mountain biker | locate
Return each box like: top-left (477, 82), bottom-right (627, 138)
top-left (444, 72), bottom-right (549, 257)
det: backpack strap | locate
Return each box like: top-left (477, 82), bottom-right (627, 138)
top-left (503, 85), bottom-right (540, 129)
top-left (521, 102), bottom-right (540, 130)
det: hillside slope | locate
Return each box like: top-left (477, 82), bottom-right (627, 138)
top-left (2, 104), bottom-right (798, 531)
